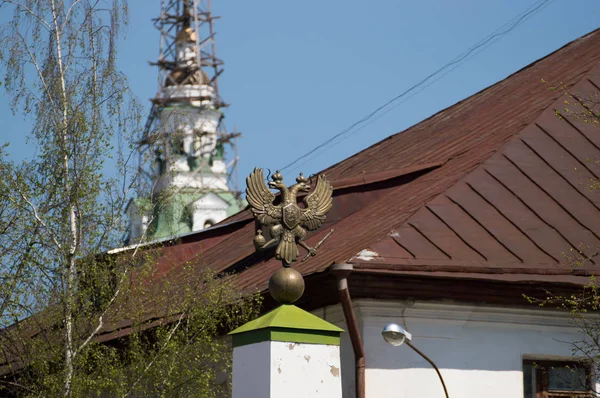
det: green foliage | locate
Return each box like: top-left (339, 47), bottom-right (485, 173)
top-left (2, 259), bottom-right (261, 397)
top-left (0, 1), bottom-right (259, 396)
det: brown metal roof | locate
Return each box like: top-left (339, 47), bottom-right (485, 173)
top-left (349, 70), bottom-right (600, 276)
top-left (8, 24), bottom-right (600, 377)
top-left (125, 28), bottom-right (600, 327)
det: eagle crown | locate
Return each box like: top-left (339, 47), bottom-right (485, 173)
top-left (267, 171), bottom-right (311, 204)
top-left (267, 170), bottom-right (284, 189)
top-left (289, 173), bottom-right (311, 200)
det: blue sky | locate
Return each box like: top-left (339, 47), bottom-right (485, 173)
top-left (1, 0), bottom-right (600, 192)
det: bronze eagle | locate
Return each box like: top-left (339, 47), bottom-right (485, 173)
top-left (246, 168), bottom-right (333, 266)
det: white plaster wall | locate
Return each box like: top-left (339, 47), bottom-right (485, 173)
top-left (158, 85), bottom-right (215, 105)
top-left (158, 106), bottom-right (220, 157)
top-left (172, 172), bottom-right (228, 190)
top-left (270, 341), bottom-right (342, 398)
top-left (154, 172), bottom-right (229, 193)
top-left (233, 300), bottom-right (594, 398)
top-left (357, 300), bottom-right (592, 398)
top-left (313, 305), bottom-right (357, 398)
top-left (232, 340), bottom-right (342, 398)
top-left (315, 300), bottom-right (598, 398)
top-left (191, 193), bottom-right (228, 231)
top-left (211, 159), bottom-right (227, 174)
top-left (176, 41), bottom-right (197, 67)
top-left (232, 341), bottom-right (271, 398)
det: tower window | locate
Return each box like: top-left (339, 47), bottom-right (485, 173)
top-left (171, 133), bottom-right (185, 155)
top-left (523, 360), bottom-right (593, 397)
top-left (204, 220), bottom-right (215, 229)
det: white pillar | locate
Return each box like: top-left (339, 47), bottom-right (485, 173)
top-left (230, 304), bottom-right (344, 398)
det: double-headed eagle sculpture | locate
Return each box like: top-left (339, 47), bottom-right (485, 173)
top-left (246, 168), bottom-right (333, 266)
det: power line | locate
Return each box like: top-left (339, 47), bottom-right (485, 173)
top-left (285, 0), bottom-right (554, 173)
top-left (280, 0), bottom-right (555, 174)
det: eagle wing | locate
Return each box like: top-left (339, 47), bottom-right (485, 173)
top-left (300, 174), bottom-right (333, 231)
top-left (246, 168), bottom-right (281, 225)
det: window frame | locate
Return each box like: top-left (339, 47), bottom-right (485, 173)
top-left (523, 359), bottom-right (594, 398)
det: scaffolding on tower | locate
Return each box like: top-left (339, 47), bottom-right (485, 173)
top-left (139, 0), bottom-right (242, 200)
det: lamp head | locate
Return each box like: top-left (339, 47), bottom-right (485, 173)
top-left (381, 323), bottom-right (412, 346)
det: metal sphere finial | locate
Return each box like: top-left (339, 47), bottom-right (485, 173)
top-left (269, 267), bottom-right (305, 304)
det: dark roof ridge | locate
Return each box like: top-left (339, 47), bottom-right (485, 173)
top-left (306, 160), bottom-right (444, 193)
top-left (188, 160), bottom-right (447, 232)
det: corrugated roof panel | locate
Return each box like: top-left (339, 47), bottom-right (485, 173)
top-left (404, 207), bottom-right (484, 261)
top-left (391, 225), bottom-right (450, 260)
top-left (463, 168), bottom-right (567, 263)
top-left (535, 113), bottom-right (600, 180)
top-left (504, 140), bottom-right (600, 238)
top-left (445, 183), bottom-right (553, 264)
top-left (521, 123), bottom-right (600, 202)
top-left (484, 153), bottom-right (600, 259)
top-left (426, 195), bottom-right (520, 262)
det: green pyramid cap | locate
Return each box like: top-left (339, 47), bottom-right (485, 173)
top-left (229, 305), bottom-right (344, 348)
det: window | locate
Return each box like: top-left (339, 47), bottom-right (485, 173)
top-left (203, 220), bottom-right (214, 229)
top-left (523, 360), bottom-right (593, 398)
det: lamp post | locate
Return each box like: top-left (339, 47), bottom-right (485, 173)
top-left (381, 323), bottom-right (450, 398)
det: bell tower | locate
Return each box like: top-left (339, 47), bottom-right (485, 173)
top-left (128, 0), bottom-right (244, 243)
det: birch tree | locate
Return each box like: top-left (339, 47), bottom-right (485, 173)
top-left (0, 1), bottom-right (259, 396)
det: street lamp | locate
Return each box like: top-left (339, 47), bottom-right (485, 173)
top-left (381, 323), bottom-right (450, 398)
